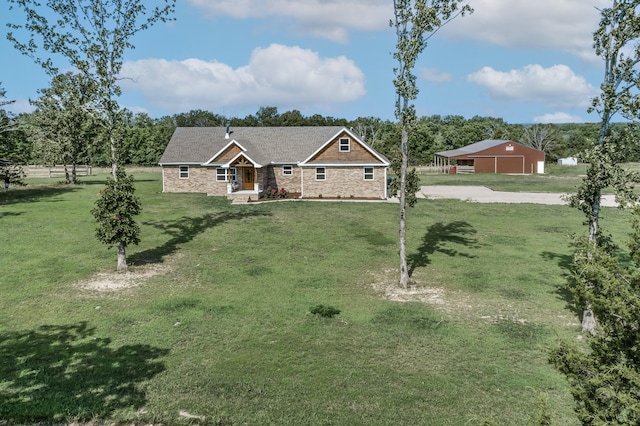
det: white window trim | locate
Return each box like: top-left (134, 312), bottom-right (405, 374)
top-left (315, 167), bottom-right (326, 181)
top-left (282, 165), bottom-right (293, 175)
top-left (216, 168), bottom-right (228, 182)
top-left (229, 167), bottom-right (237, 182)
top-left (364, 167), bottom-right (374, 180)
top-left (179, 165), bottom-right (189, 179)
top-left (339, 138), bottom-right (350, 152)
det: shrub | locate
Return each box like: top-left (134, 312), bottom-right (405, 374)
top-left (310, 304), bottom-right (341, 318)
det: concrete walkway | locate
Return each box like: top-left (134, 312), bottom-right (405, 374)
top-left (417, 185), bottom-right (619, 207)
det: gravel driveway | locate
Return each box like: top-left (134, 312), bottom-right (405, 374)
top-left (417, 186), bottom-right (618, 207)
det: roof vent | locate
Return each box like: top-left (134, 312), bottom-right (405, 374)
top-left (225, 122), bottom-right (234, 139)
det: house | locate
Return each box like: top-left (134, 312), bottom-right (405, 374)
top-left (159, 126), bottom-right (390, 200)
top-left (434, 140), bottom-right (545, 174)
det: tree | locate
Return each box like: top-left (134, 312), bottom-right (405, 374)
top-left (520, 124), bottom-right (561, 158)
top-left (8, 0), bottom-right (175, 270)
top-left (391, 0), bottom-right (472, 287)
top-left (29, 72), bottom-right (97, 183)
top-left (551, 207), bottom-right (640, 424)
top-left (567, 0), bottom-right (640, 334)
top-left (91, 168), bottom-right (141, 272)
top-left (0, 83), bottom-right (27, 186)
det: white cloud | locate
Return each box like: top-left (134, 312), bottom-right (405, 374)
top-left (421, 68), bottom-right (452, 83)
top-left (441, 0), bottom-right (609, 59)
top-left (120, 44), bottom-right (366, 113)
top-left (533, 112), bottom-right (588, 124)
top-left (188, 0), bottom-right (608, 58)
top-left (187, 0), bottom-right (390, 43)
top-left (467, 64), bottom-right (598, 108)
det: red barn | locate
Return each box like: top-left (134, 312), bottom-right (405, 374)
top-left (434, 140), bottom-right (545, 174)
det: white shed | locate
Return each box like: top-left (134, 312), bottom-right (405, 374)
top-left (557, 157), bottom-right (578, 166)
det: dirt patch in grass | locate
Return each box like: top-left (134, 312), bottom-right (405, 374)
top-left (370, 269), bottom-right (474, 314)
top-left (75, 257), bottom-right (178, 293)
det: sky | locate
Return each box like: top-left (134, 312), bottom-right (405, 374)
top-left (0, 0), bottom-right (612, 124)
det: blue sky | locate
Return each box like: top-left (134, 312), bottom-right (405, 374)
top-left (1, 0), bottom-right (610, 124)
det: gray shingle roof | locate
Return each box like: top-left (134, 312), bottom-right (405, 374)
top-left (159, 126), bottom-right (373, 165)
top-left (435, 139), bottom-right (513, 158)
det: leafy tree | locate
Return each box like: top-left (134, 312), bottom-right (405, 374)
top-left (391, 0), bottom-right (472, 287)
top-left (0, 83), bottom-right (27, 186)
top-left (173, 109), bottom-right (224, 127)
top-left (7, 0), bottom-right (175, 270)
top-left (91, 168), bottom-right (141, 271)
top-left (29, 72), bottom-right (97, 183)
top-left (551, 207), bottom-right (640, 424)
top-left (567, 0), bottom-right (640, 334)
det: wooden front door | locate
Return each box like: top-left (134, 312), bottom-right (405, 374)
top-left (243, 167), bottom-right (254, 190)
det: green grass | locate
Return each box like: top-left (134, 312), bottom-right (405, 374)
top-left (1, 171), bottom-right (633, 425)
top-left (417, 163), bottom-right (589, 192)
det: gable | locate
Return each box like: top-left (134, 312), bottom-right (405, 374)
top-left (436, 140), bottom-right (544, 160)
top-left (467, 141), bottom-right (543, 158)
top-left (211, 144), bottom-right (243, 163)
top-left (302, 130), bottom-right (388, 165)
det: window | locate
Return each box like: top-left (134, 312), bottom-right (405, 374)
top-left (282, 165), bottom-right (293, 175)
top-left (216, 168), bottom-right (228, 182)
top-left (339, 138), bottom-right (350, 152)
top-left (364, 167), bottom-right (374, 180)
top-left (179, 165), bottom-right (189, 179)
top-left (229, 167), bottom-right (237, 182)
top-left (316, 167), bottom-right (326, 181)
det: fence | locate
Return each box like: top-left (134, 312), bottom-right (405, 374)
top-left (26, 165), bottom-right (92, 178)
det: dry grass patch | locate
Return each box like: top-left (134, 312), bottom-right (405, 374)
top-left (75, 255), bottom-right (180, 293)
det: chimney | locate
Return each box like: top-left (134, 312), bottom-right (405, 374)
top-left (225, 122), bottom-right (233, 139)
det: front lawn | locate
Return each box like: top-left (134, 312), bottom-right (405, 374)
top-left (2, 171), bottom-right (629, 425)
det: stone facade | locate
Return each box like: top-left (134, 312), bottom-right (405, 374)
top-left (301, 166), bottom-right (387, 199)
top-left (162, 165), bottom-right (228, 196)
top-left (265, 165), bottom-right (303, 193)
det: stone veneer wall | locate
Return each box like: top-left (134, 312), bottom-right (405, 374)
top-left (162, 165), bottom-right (227, 196)
top-left (266, 165), bottom-right (303, 193)
top-left (301, 166), bottom-right (386, 198)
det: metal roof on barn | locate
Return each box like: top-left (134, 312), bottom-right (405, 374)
top-left (435, 140), bottom-right (513, 158)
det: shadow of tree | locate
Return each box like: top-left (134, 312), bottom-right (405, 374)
top-left (0, 322), bottom-right (168, 423)
top-left (132, 209), bottom-right (271, 264)
top-left (0, 185), bottom-right (82, 206)
top-left (408, 221), bottom-right (480, 276)
top-left (542, 250), bottom-right (581, 316)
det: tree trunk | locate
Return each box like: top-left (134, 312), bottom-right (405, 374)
top-left (583, 214), bottom-right (599, 335)
top-left (110, 132), bottom-right (118, 181)
top-left (72, 163), bottom-right (77, 185)
top-left (64, 164), bottom-right (70, 184)
top-left (399, 127), bottom-right (411, 288)
top-left (582, 304), bottom-right (597, 335)
top-left (117, 241), bottom-right (128, 272)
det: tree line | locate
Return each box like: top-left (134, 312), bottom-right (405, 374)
top-left (2, 99), bottom-right (634, 170)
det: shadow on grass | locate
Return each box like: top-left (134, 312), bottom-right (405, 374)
top-left (542, 251), bottom-right (582, 316)
top-left (0, 322), bottom-right (168, 423)
top-left (0, 184), bottom-right (82, 206)
top-left (408, 221), bottom-right (480, 276)
top-left (133, 209), bottom-right (271, 264)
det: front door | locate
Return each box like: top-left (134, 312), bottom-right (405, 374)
top-left (243, 167), bottom-right (254, 190)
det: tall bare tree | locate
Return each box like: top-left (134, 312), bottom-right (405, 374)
top-left (391, 0), bottom-right (472, 288)
top-left (568, 0), bottom-right (640, 334)
top-left (7, 0), bottom-right (175, 271)
top-left (520, 124), bottom-right (559, 155)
